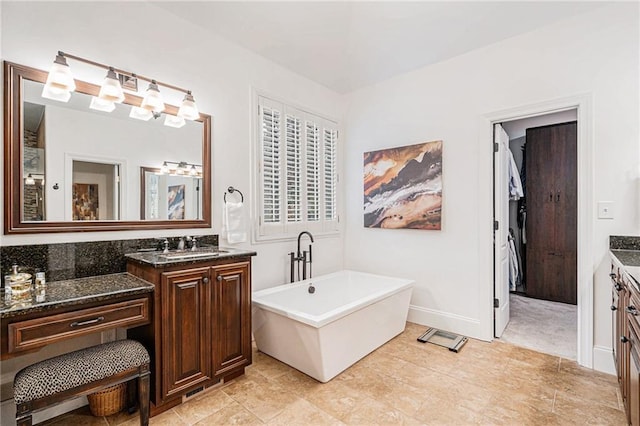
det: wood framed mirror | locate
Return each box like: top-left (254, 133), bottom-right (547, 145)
top-left (4, 61), bottom-right (211, 233)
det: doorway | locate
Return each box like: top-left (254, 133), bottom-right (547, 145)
top-left (495, 111), bottom-right (578, 359)
top-left (488, 94), bottom-right (600, 368)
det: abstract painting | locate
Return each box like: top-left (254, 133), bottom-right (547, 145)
top-left (364, 140), bottom-right (442, 230)
top-left (168, 184), bottom-right (185, 220)
top-left (73, 183), bottom-right (99, 221)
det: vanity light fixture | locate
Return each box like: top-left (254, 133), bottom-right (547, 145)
top-left (160, 161), bottom-right (202, 177)
top-left (25, 174), bottom-right (36, 185)
top-left (41, 51), bottom-right (200, 127)
top-left (41, 52), bottom-right (76, 102)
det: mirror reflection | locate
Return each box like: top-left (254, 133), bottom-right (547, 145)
top-left (21, 79), bottom-right (204, 223)
top-left (141, 166), bottom-right (202, 220)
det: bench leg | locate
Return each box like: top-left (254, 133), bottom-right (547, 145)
top-left (138, 371), bottom-right (150, 426)
top-left (16, 402), bottom-right (32, 426)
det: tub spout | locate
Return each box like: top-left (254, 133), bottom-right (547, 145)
top-left (297, 231), bottom-right (314, 258)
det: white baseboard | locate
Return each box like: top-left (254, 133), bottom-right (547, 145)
top-left (1, 396), bottom-right (87, 426)
top-left (407, 305), bottom-right (483, 341)
top-left (592, 345), bottom-right (616, 375)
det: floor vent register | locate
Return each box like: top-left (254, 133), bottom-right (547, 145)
top-left (417, 328), bottom-right (468, 353)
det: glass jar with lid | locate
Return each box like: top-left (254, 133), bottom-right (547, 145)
top-left (4, 265), bottom-right (32, 304)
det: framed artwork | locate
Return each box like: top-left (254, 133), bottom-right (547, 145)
top-left (363, 140), bottom-right (442, 230)
top-left (73, 183), bottom-right (99, 221)
top-left (168, 184), bottom-right (185, 220)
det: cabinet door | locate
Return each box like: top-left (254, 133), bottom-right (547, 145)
top-left (628, 319), bottom-right (640, 425)
top-left (161, 268), bottom-right (212, 399)
top-left (212, 261), bottom-right (251, 377)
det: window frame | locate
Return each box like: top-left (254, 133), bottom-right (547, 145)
top-left (252, 91), bottom-right (340, 242)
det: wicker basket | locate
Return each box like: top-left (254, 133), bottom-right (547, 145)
top-left (87, 382), bottom-right (126, 416)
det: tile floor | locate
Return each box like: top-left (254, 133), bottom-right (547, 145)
top-left (42, 322), bottom-right (625, 425)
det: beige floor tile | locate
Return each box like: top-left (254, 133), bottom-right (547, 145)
top-left (266, 397), bottom-right (344, 425)
top-left (553, 391), bottom-right (627, 425)
top-left (105, 408), bottom-right (139, 426)
top-left (173, 388), bottom-right (236, 424)
top-left (340, 396), bottom-right (420, 425)
top-left (194, 401), bottom-right (263, 425)
top-left (39, 322), bottom-right (626, 425)
top-left (222, 377), bottom-right (301, 422)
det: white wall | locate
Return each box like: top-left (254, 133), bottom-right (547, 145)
top-left (0, 2), bottom-right (346, 289)
top-left (343, 2), bottom-right (639, 372)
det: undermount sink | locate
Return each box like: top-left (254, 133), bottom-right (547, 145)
top-left (158, 249), bottom-right (229, 261)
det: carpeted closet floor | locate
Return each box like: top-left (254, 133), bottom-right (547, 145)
top-left (500, 293), bottom-right (577, 360)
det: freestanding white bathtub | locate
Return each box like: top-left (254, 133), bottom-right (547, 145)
top-left (252, 270), bottom-right (414, 382)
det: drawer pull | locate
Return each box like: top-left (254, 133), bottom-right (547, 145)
top-left (627, 306), bottom-right (639, 316)
top-left (622, 335), bottom-right (629, 343)
top-left (615, 283), bottom-right (623, 292)
top-left (203, 277), bottom-right (209, 284)
top-left (611, 305), bottom-right (618, 311)
top-left (70, 316), bottom-right (105, 327)
top-left (610, 273), bottom-right (617, 279)
top-left (217, 275), bottom-right (223, 282)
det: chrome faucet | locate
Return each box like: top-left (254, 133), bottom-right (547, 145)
top-left (290, 231), bottom-right (314, 282)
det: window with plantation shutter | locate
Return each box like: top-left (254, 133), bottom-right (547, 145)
top-left (255, 94), bottom-right (339, 240)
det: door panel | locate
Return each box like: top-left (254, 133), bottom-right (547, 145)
top-left (525, 122), bottom-right (577, 304)
top-left (161, 268), bottom-right (211, 399)
top-left (212, 262), bottom-right (252, 377)
top-left (494, 124), bottom-right (510, 337)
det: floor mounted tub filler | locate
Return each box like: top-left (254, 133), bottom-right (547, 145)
top-left (252, 270), bottom-right (414, 382)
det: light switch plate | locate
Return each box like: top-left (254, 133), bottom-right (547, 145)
top-left (598, 201), bottom-right (614, 219)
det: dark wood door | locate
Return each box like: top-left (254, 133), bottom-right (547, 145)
top-left (525, 121), bottom-right (577, 304)
top-left (212, 261), bottom-right (252, 378)
top-left (161, 267), bottom-right (212, 399)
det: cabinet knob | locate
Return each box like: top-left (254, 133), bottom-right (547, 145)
top-left (622, 335), bottom-right (629, 343)
top-left (615, 283), bottom-right (623, 292)
top-left (610, 273), bottom-right (617, 279)
top-left (611, 305), bottom-right (617, 311)
top-left (627, 306), bottom-right (639, 316)
top-left (203, 277), bottom-right (209, 284)
top-left (217, 275), bottom-right (223, 282)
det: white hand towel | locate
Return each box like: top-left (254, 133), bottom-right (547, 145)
top-left (222, 200), bottom-right (247, 244)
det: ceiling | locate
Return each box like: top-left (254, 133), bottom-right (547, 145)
top-left (153, 1), bottom-right (603, 94)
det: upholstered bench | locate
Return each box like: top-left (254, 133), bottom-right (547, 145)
top-left (13, 339), bottom-right (150, 426)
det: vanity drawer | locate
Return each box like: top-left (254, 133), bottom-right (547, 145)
top-left (7, 298), bottom-right (150, 354)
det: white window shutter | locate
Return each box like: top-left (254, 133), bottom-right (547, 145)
top-left (285, 114), bottom-right (302, 223)
top-left (305, 120), bottom-right (320, 222)
top-left (323, 127), bottom-right (338, 223)
top-left (259, 99), bottom-right (284, 235)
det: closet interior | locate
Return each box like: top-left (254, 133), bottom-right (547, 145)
top-left (505, 118), bottom-right (577, 305)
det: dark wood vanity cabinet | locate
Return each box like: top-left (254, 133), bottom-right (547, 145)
top-left (612, 263), bottom-right (640, 425)
top-left (127, 255), bottom-right (253, 414)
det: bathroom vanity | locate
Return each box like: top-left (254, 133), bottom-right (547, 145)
top-left (0, 273), bottom-right (154, 360)
top-left (125, 247), bottom-right (255, 415)
top-left (610, 236), bottom-right (640, 425)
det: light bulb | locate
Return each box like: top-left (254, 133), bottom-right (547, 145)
top-left (25, 174), bottom-right (35, 185)
top-left (160, 162), bottom-right (169, 174)
top-left (189, 165), bottom-right (197, 176)
top-left (178, 91), bottom-right (199, 120)
top-left (141, 81), bottom-right (165, 113)
top-left (98, 68), bottom-right (125, 103)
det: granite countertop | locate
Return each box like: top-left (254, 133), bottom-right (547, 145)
top-left (125, 246), bottom-right (256, 268)
top-left (611, 249), bottom-right (640, 289)
top-left (0, 273), bottom-right (154, 318)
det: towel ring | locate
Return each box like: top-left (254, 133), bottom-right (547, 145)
top-left (224, 186), bottom-right (244, 203)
